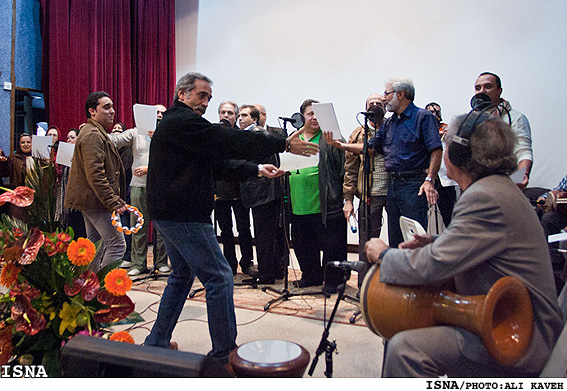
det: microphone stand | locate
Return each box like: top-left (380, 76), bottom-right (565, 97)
top-left (262, 119), bottom-right (325, 310)
top-left (307, 270), bottom-right (350, 378)
top-left (346, 115), bottom-right (373, 323)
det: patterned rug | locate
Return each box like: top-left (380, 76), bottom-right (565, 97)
top-left (130, 267), bottom-right (367, 327)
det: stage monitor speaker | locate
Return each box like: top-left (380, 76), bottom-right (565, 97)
top-left (60, 334), bottom-right (233, 378)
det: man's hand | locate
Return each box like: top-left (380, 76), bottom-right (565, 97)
top-left (365, 238), bottom-right (390, 265)
top-left (116, 204), bottom-right (128, 215)
top-left (286, 129), bottom-right (319, 156)
top-left (343, 200), bottom-right (354, 220)
top-left (133, 166), bottom-right (148, 177)
top-left (258, 164), bottom-right (285, 178)
top-left (398, 233), bottom-right (434, 249)
top-left (419, 181), bottom-right (439, 204)
top-left (147, 130), bottom-right (155, 138)
top-left (323, 131), bottom-right (344, 149)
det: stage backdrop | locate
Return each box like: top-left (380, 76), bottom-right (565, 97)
top-left (175, 0), bottom-right (567, 191)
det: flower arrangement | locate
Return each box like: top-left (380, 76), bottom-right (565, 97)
top-left (0, 186), bottom-right (136, 376)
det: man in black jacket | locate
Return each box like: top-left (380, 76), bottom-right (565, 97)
top-left (144, 72), bottom-right (318, 363)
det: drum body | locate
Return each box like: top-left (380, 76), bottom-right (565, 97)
top-left (229, 340), bottom-right (310, 378)
top-left (359, 265), bottom-right (533, 366)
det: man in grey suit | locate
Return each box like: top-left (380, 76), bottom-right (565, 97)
top-left (365, 114), bottom-right (563, 377)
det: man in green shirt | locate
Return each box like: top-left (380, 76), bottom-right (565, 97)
top-left (289, 99), bottom-right (347, 290)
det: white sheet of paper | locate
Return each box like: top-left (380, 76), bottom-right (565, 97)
top-left (133, 104), bottom-right (158, 136)
top-left (510, 166), bottom-right (526, 184)
top-left (548, 232), bottom-right (567, 243)
top-left (312, 102), bottom-right (342, 139)
top-left (278, 152), bottom-right (319, 172)
top-left (55, 141), bottom-right (75, 167)
top-left (31, 135), bottom-right (52, 159)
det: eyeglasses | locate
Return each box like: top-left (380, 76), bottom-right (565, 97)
top-left (384, 90), bottom-right (395, 97)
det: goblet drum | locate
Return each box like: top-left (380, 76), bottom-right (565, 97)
top-left (229, 340), bottom-right (310, 377)
top-left (360, 265), bottom-right (534, 366)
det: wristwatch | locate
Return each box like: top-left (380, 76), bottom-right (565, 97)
top-left (425, 176), bottom-right (434, 183)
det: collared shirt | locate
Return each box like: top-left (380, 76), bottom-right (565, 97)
top-left (370, 102), bottom-right (442, 173)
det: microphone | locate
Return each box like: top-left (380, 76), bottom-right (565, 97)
top-left (279, 112), bottom-right (305, 129)
top-left (327, 260), bottom-right (366, 272)
top-left (360, 105), bottom-right (385, 123)
top-left (349, 214), bottom-right (357, 233)
top-left (470, 93), bottom-right (492, 111)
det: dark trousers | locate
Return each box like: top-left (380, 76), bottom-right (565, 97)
top-left (386, 177), bottom-right (429, 248)
top-left (252, 199), bottom-right (287, 280)
top-left (215, 199), bottom-right (253, 273)
top-left (541, 210), bottom-right (567, 294)
top-left (357, 195), bottom-right (387, 289)
top-left (291, 213), bottom-right (347, 284)
top-left (436, 184), bottom-right (457, 227)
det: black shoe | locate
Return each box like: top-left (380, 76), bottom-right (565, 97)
top-left (242, 265), bottom-right (259, 277)
top-left (292, 279), bottom-right (322, 289)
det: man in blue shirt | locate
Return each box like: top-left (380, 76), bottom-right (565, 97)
top-left (370, 77), bottom-right (442, 247)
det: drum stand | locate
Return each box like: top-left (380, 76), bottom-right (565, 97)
top-left (307, 276), bottom-right (350, 378)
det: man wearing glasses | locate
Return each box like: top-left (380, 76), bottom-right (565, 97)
top-left (370, 77), bottom-right (442, 248)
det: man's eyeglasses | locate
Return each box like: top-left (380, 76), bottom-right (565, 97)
top-left (384, 90), bottom-right (395, 97)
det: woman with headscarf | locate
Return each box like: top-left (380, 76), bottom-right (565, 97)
top-left (0, 133), bottom-right (34, 220)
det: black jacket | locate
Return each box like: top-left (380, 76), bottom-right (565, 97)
top-left (147, 100), bottom-right (286, 223)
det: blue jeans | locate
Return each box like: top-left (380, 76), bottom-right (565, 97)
top-left (386, 177), bottom-right (428, 247)
top-left (144, 220), bottom-right (237, 361)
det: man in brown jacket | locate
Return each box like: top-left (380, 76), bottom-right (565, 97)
top-left (65, 91), bottom-right (127, 271)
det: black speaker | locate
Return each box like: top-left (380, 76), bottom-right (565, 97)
top-left (60, 334), bottom-right (233, 378)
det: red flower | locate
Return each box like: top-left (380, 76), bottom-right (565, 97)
top-left (0, 186), bottom-right (35, 208)
top-left (93, 289), bottom-right (134, 324)
top-left (64, 270), bottom-right (100, 301)
top-left (57, 232), bottom-right (72, 243)
top-left (14, 228), bottom-right (45, 265)
top-left (11, 294), bottom-right (46, 336)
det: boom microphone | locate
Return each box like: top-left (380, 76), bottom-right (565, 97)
top-left (279, 112), bottom-right (305, 129)
top-left (360, 105), bottom-right (385, 123)
top-left (327, 260), bottom-right (366, 272)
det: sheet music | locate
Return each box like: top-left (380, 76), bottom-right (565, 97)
top-left (133, 104), bottom-right (158, 136)
top-left (55, 141), bottom-right (75, 167)
top-left (278, 152), bottom-right (319, 172)
top-left (311, 102), bottom-right (342, 140)
top-left (31, 135), bottom-right (52, 159)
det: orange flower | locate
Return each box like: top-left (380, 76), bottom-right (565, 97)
top-left (109, 330), bottom-right (134, 344)
top-left (0, 262), bottom-right (21, 287)
top-left (66, 238), bottom-right (96, 266)
top-left (104, 268), bottom-right (132, 296)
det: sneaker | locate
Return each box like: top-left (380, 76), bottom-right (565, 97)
top-left (120, 261), bottom-right (132, 268)
top-left (158, 266), bottom-right (171, 273)
top-left (128, 269), bottom-right (141, 276)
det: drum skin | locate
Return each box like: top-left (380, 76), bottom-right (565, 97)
top-left (229, 340), bottom-right (310, 378)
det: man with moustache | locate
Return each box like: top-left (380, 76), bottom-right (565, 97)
top-left (144, 72), bottom-right (318, 363)
top-left (65, 91), bottom-right (127, 272)
top-left (370, 77), bottom-right (442, 248)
